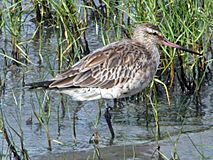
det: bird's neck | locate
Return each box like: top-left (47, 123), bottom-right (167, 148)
top-left (136, 38), bottom-right (160, 57)
top-left (132, 38), bottom-right (161, 68)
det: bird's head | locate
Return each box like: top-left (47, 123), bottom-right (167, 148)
top-left (133, 23), bottom-right (200, 55)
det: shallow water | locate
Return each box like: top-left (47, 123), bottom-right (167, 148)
top-left (31, 128), bottom-right (213, 160)
top-left (1, 79), bottom-right (213, 159)
top-left (0, 21), bottom-right (213, 160)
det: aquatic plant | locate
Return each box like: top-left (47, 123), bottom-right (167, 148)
top-left (0, 0), bottom-right (212, 159)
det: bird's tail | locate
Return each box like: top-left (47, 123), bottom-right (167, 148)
top-left (24, 80), bottom-right (53, 89)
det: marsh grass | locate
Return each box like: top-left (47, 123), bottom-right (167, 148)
top-left (0, 0), bottom-right (212, 159)
top-left (0, 90), bottom-right (30, 160)
top-left (30, 91), bottom-right (53, 150)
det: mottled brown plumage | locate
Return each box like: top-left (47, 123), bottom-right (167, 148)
top-left (26, 23), bottom-right (199, 101)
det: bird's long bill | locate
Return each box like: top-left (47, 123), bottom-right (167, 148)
top-left (161, 38), bottom-right (200, 55)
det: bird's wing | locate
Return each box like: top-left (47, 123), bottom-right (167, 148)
top-left (49, 40), bottom-right (148, 89)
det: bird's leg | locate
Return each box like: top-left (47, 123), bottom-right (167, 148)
top-left (104, 101), bottom-right (115, 140)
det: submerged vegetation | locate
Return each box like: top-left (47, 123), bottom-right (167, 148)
top-left (0, 0), bottom-right (212, 159)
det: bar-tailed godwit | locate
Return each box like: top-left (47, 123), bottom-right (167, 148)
top-left (26, 23), bottom-right (199, 140)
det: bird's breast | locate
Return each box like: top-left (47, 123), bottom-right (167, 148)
top-left (119, 50), bottom-right (160, 97)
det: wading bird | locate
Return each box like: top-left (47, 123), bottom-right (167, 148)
top-left (26, 23), bottom-right (199, 140)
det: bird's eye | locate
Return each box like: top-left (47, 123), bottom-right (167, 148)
top-left (152, 32), bottom-right (158, 35)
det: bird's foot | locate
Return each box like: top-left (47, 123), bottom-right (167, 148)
top-left (104, 105), bottom-right (115, 143)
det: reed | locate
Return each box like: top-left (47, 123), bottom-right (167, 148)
top-left (0, 90), bottom-right (30, 159)
top-left (30, 91), bottom-right (52, 151)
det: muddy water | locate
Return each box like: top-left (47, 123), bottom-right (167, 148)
top-left (0, 23), bottom-right (213, 160)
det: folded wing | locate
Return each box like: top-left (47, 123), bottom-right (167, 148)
top-left (49, 40), bottom-right (148, 89)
